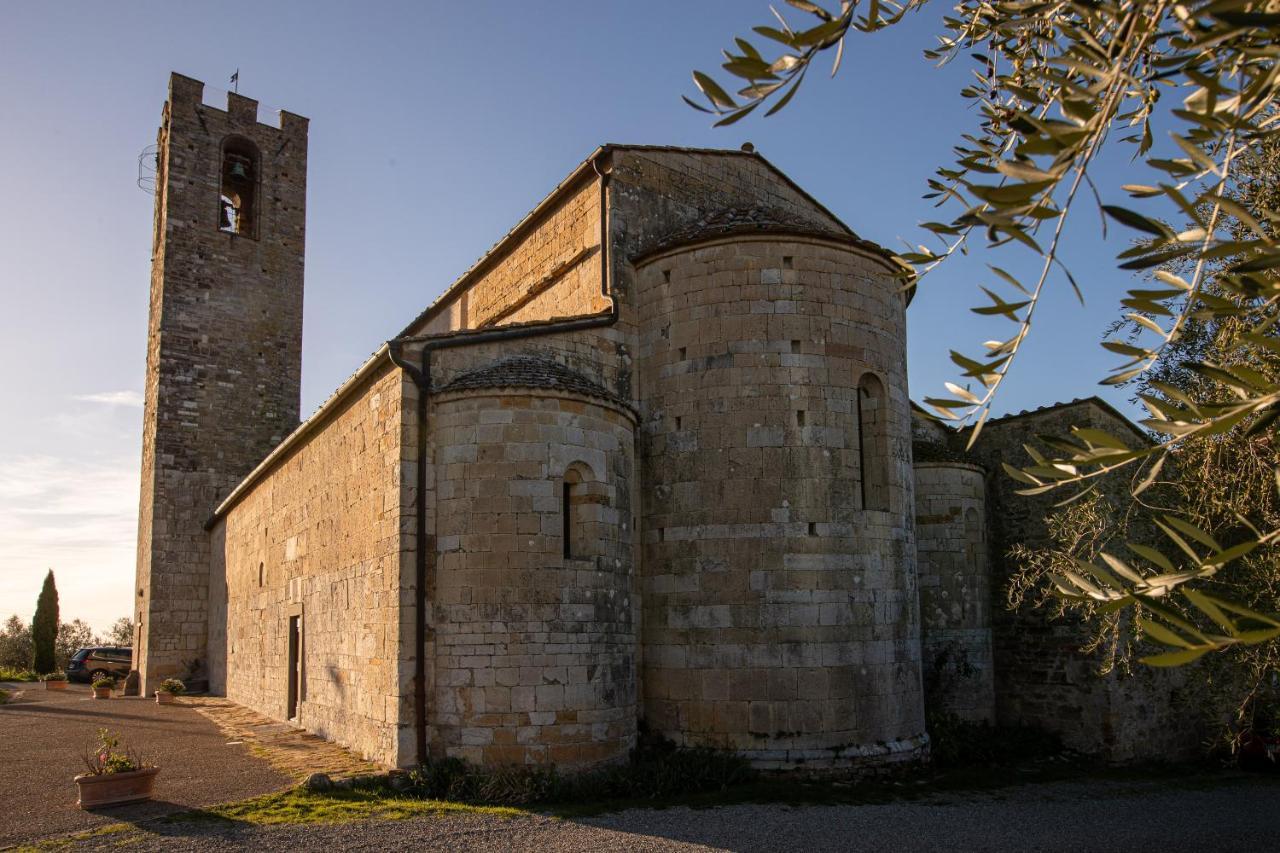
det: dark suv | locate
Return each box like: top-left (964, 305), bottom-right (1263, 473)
top-left (66, 647), bottom-right (133, 683)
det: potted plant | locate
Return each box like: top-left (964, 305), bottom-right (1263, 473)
top-left (44, 673), bottom-right (68, 691)
top-left (74, 728), bottom-right (158, 808)
top-left (154, 678), bottom-right (185, 705)
top-left (91, 676), bottom-right (114, 700)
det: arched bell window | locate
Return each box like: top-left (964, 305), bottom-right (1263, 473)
top-left (857, 372), bottom-right (889, 511)
top-left (219, 136), bottom-right (259, 237)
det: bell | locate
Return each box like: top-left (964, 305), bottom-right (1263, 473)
top-left (227, 160), bottom-right (250, 181)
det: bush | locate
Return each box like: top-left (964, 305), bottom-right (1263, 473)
top-left (91, 676), bottom-right (115, 690)
top-left (43, 672), bottom-right (66, 682)
top-left (403, 739), bottom-right (755, 806)
top-left (0, 667), bottom-right (38, 682)
top-left (157, 678), bottom-right (185, 695)
top-left (0, 616), bottom-right (32, 671)
top-left (927, 711), bottom-right (1062, 769)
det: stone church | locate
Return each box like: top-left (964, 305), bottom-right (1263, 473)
top-left (133, 74), bottom-right (1195, 771)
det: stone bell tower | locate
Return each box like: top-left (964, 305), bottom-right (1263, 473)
top-left (134, 73), bottom-right (308, 694)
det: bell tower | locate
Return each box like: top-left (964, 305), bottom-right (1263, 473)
top-left (134, 73), bottom-right (308, 694)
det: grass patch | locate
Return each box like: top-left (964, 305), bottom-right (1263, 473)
top-left (0, 666), bottom-right (38, 682)
top-left (14, 823), bottom-right (133, 851)
top-left (0, 688), bottom-right (9, 705)
top-left (166, 787), bottom-right (526, 827)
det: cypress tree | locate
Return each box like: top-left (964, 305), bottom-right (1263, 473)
top-left (31, 570), bottom-right (59, 675)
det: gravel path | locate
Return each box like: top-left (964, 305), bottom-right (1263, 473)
top-left (49, 773), bottom-right (1280, 852)
top-left (0, 681), bottom-right (289, 848)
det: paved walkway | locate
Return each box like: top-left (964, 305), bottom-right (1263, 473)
top-left (184, 696), bottom-right (385, 782)
top-left (0, 681), bottom-right (290, 848)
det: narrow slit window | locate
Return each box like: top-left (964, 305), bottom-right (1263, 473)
top-left (562, 481), bottom-right (573, 560)
top-left (857, 372), bottom-right (889, 511)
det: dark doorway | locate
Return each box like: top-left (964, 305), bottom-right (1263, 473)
top-left (287, 615), bottom-right (301, 720)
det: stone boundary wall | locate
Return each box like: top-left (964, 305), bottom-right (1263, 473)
top-left (968, 400), bottom-right (1201, 760)
top-left (212, 363), bottom-right (411, 766)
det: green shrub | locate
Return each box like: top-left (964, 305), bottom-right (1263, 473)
top-left (158, 678), bottom-right (185, 695)
top-left (0, 688), bottom-right (9, 705)
top-left (91, 676), bottom-right (115, 690)
top-left (43, 672), bottom-right (67, 682)
top-left (927, 711), bottom-right (1062, 769)
top-left (0, 667), bottom-right (38, 682)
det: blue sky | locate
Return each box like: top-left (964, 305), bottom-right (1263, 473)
top-left (0, 2), bottom-right (1165, 631)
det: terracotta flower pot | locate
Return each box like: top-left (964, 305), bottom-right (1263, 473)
top-left (45, 680), bottom-right (67, 691)
top-left (155, 691), bottom-right (175, 705)
top-left (74, 767), bottom-right (159, 808)
top-left (92, 687), bottom-right (112, 700)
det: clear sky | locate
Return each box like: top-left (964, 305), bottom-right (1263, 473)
top-left (0, 2), bottom-right (1162, 633)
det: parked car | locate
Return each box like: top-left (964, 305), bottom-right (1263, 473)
top-left (66, 647), bottom-right (133, 684)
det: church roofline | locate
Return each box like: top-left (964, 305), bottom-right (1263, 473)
top-left (209, 310), bottom-right (622, 526)
top-left (211, 146), bottom-right (916, 526)
top-left (631, 229), bottom-right (912, 281)
top-left (207, 342), bottom-right (394, 527)
top-left (395, 144), bottom-right (912, 338)
top-left (969, 395), bottom-right (1153, 445)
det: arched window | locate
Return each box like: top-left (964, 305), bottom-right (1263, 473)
top-left (857, 372), bottom-right (889, 511)
top-left (562, 462), bottom-right (604, 562)
top-left (219, 136), bottom-right (259, 237)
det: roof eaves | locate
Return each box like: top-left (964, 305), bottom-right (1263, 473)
top-left (978, 395), bottom-right (1152, 445)
top-left (393, 146), bottom-right (607, 339)
top-left (208, 343), bottom-right (393, 525)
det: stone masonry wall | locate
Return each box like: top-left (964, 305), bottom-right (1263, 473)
top-left (426, 387), bottom-right (637, 767)
top-left (409, 175), bottom-right (607, 336)
top-left (214, 364), bottom-right (410, 766)
top-left (635, 235), bottom-right (926, 769)
top-left (913, 462), bottom-right (994, 722)
top-left (967, 400), bottom-right (1200, 760)
top-left (136, 73), bottom-right (307, 695)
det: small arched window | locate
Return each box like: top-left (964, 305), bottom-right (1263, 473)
top-left (857, 372), bottom-right (889, 511)
top-left (219, 137), bottom-right (259, 237)
top-left (562, 463), bottom-right (604, 562)
top-left (258, 562), bottom-right (264, 588)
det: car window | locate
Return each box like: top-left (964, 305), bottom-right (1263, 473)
top-left (72, 648), bottom-right (91, 661)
